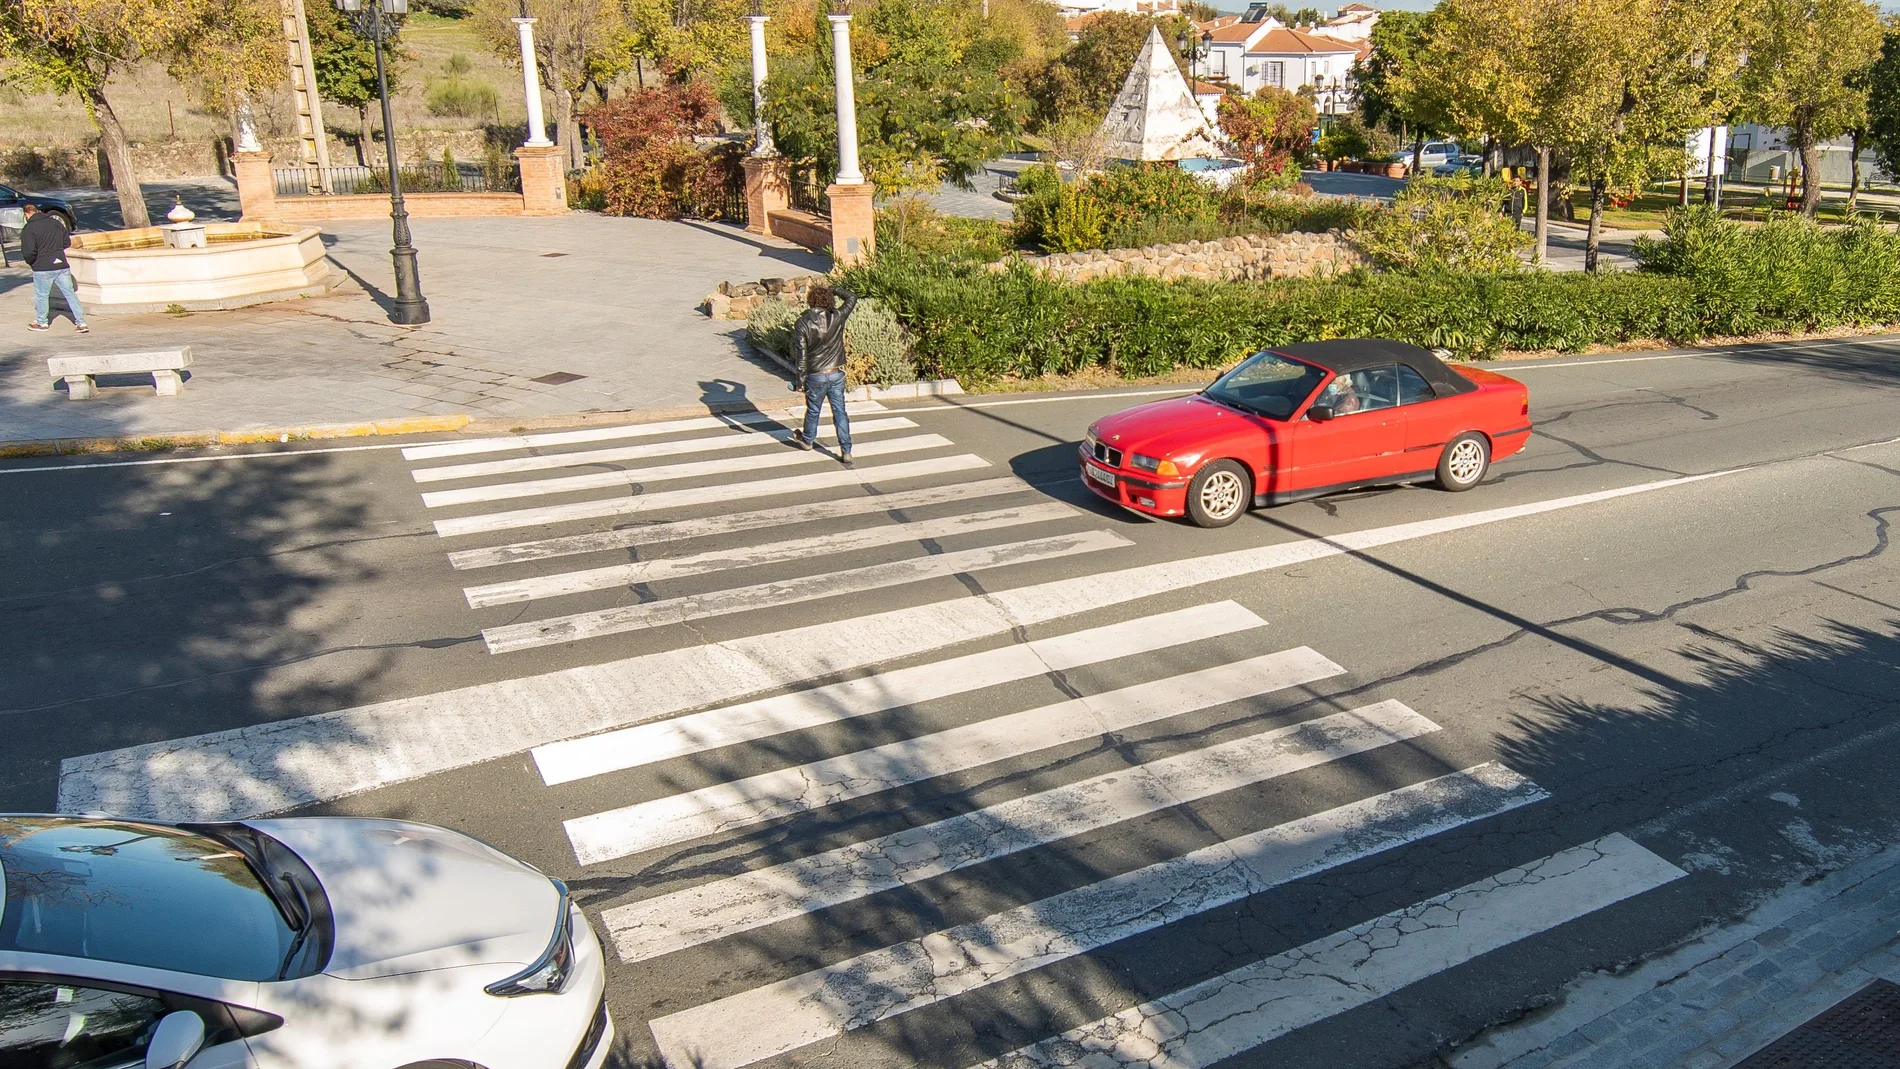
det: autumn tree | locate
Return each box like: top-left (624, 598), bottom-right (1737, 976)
top-left (1030, 10), bottom-right (1190, 128)
top-left (1218, 85), bottom-right (1316, 187)
top-left (0, 0), bottom-right (280, 228)
top-left (473, 0), bottom-right (638, 170)
top-left (1738, 0), bottom-right (1883, 215)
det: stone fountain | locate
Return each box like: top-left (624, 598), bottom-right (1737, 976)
top-left (67, 111), bottom-right (346, 316)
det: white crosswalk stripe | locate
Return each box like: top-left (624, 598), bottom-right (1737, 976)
top-left (646, 764), bottom-right (1548, 1069)
top-left (980, 834), bottom-right (1686, 1069)
top-left (531, 601), bottom-right (1269, 786)
top-left (420, 433), bottom-right (953, 507)
top-left (398, 402), bottom-right (886, 461)
top-left (461, 501), bottom-right (1080, 608)
top-left (432, 454), bottom-right (992, 536)
top-left (601, 700), bottom-right (1439, 963)
top-left (446, 475), bottom-right (1041, 570)
top-left (563, 646), bottom-right (1346, 864)
top-left (482, 528), bottom-right (1133, 654)
top-left (410, 416), bottom-right (918, 483)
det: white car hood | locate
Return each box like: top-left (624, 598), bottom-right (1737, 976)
top-left (246, 818), bottom-right (560, 981)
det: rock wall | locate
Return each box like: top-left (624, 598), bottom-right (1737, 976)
top-left (1004, 230), bottom-right (1366, 284)
top-left (704, 274), bottom-right (829, 319)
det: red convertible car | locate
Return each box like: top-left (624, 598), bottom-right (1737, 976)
top-left (1080, 340), bottom-right (1532, 527)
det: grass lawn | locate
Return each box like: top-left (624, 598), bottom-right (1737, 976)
top-left (1572, 185), bottom-right (1900, 229)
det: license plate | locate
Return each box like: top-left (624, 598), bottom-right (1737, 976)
top-left (1085, 463), bottom-right (1116, 488)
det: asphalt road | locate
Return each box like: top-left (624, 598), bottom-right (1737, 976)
top-left (3, 335), bottom-right (1899, 1069)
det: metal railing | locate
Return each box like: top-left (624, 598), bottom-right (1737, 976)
top-left (788, 163), bottom-right (830, 216)
top-left (272, 161), bottom-right (521, 198)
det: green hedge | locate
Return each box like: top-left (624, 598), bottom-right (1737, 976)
top-left (842, 209), bottom-right (1900, 385)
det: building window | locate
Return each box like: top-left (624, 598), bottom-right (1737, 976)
top-left (1267, 61), bottom-right (1285, 88)
top-left (1209, 50), bottom-right (1226, 77)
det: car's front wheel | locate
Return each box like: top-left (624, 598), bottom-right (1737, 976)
top-left (1187, 460), bottom-right (1252, 528)
top-left (1435, 432), bottom-right (1490, 491)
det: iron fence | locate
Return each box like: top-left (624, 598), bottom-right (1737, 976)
top-left (272, 160), bottom-right (521, 198)
top-left (788, 163), bottom-right (830, 216)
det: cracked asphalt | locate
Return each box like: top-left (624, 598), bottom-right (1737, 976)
top-left (3, 333), bottom-right (1899, 1068)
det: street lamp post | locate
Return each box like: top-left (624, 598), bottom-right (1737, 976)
top-left (338, 0), bottom-right (430, 326)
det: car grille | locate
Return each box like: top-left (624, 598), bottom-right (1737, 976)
top-left (565, 996), bottom-right (610, 1069)
top-left (1091, 441), bottom-right (1124, 468)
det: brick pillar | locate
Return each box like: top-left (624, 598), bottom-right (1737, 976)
top-left (516, 144), bottom-right (567, 216)
top-left (232, 150), bottom-right (278, 221)
top-left (825, 180), bottom-right (876, 266)
top-left (743, 156), bottom-right (790, 237)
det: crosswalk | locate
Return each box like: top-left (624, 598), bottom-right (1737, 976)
top-left (404, 403), bottom-right (1132, 655)
top-left (395, 408), bottom-right (1692, 1066)
top-left (58, 409), bottom-right (1702, 1067)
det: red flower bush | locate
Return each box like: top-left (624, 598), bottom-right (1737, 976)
top-left (583, 83), bottom-right (743, 220)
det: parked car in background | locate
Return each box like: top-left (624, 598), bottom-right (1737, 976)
top-left (0, 184), bottom-right (76, 232)
top-left (0, 814), bottom-right (612, 1069)
top-left (1080, 339), bottom-right (1532, 528)
top-left (1397, 141), bottom-right (1465, 172)
top-left (1433, 154), bottom-right (1486, 178)
top-left (1178, 156), bottom-right (1251, 190)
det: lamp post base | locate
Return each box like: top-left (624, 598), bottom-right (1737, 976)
top-left (390, 246), bottom-right (431, 325)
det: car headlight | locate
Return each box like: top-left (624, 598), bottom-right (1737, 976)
top-left (486, 879), bottom-right (576, 997)
top-left (1130, 454), bottom-right (1182, 476)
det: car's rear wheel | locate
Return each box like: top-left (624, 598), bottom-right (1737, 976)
top-left (1187, 460), bottom-right (1251, 527)
top-left (1436, 433), bottom-right (1490, 491)
top-left (50, 210), bottom-right (76, 233)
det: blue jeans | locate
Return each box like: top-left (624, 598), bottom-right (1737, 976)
top-left (32, 269), bottom-right (86, 327)
top-left (803, 370), bottom-right (851, 453)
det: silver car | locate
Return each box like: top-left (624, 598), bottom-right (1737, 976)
top-left (0, 815), bottom-right (611, 1069)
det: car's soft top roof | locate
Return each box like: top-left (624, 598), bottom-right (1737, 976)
top-left (1268, 339), bottom-right (1476, 397)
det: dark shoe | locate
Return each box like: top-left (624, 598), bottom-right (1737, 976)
top-left (27, 322), bottom-right (49, 332)
top-left (790, 431), bottom-right (814, 450)
top-left (73, 323), bottom-right (89, 334)
top-left (840, 451), bottom-right (854, 468)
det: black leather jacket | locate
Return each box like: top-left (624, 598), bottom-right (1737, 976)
top-left (793, 289), bottom-right (858, 378)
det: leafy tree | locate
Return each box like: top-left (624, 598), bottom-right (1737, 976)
top-left (1861, 20), bottom-right (1900, 200)
top-left (1029, 10), bottom-right (1189, 128)
top-left (1739, 0), bottom-right (1883, 215)
top-left (1353, 9), bottom-right (1446, 172)
top-left (765, 0), bottom-right (1023, 197)
top-left (473, 0), bottom-right (638, 169)
top-left (0, 0), bottom-right (279, 228)
top-left (1355, 174), bottom-right (1530, 272)
top-left (1219, 85), bottom-right (1315, 188)
top-left (307, 0), bottom-right (408, 166)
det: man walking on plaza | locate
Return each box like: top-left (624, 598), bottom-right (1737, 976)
top-left (790, 282), bottom-right (858, 465)
top-left (20, 203), bottom-right (88, 333)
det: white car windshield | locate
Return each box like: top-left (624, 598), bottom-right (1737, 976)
top-left (0, 817), bottom-right (301, 981)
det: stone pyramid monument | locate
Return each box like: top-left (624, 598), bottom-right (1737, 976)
top-left (1098, 26), bottom-right (1219, 162)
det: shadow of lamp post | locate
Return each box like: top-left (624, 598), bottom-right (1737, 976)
top-left (336, 0), bottom-right (431, 326)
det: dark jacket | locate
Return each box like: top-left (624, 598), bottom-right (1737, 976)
top-left (19, 212), bottom-right (72, 272)
top-left (793, 289), bottom-right (858, 378)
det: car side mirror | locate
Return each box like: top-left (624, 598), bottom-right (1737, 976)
top-left (145, 1010), bottom-right (205, 1069)
top-left (1307, 405), bottom-right (1336, 422)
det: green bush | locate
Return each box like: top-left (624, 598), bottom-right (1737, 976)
top-left (745, 296), bottom-right (919, 386)
top-left (843, 247), bottom-right (1701, 382)
top-left (1012, 162), bottom-right (1373, 253)
top-left (876, 199), bottom-right (1014, 262)
top-left (1354, 175), bottom-right (1530, 273)
top-left (1634, 206), bottom-right (1900, 334)
top-left (425, 77), bottom-right (498, 119)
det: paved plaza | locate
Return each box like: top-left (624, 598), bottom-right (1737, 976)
top-left (2, 208), bottom-right (825, 442)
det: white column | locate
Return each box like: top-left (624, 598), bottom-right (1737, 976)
top-left (235, 91), bottom-right (263, 153)
top-left (513, 17), bottom-right (552, 147)
top-left (748, 14), bottom-right (774, 157)
top-left (828, 11), bottom-right (863, 185)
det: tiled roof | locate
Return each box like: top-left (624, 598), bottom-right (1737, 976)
top-left (1186, 77), bottom-right (1230, 95)
top-left (1244, 26), bottom-right (1362, 55)
top-left (1205, 18), bottom-right (1275, 43)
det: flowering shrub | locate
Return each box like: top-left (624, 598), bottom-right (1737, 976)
top-left (582, 84), bottom-right (743, 220)
top-left (1218, 86), bottom-right (1316, 188)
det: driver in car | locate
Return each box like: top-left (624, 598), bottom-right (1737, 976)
top-left (1316, 374), bottom-right (1362, 415)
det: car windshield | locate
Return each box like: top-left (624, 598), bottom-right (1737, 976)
top-left (0, 817), bottom-right (298, 980)
top-left (1203, 351), bottom-right (1327, 420)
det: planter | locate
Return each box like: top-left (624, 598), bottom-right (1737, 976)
top-left (1385, 162), bottom-right (1408, 179)
top-left (68, 222), bottom-right (342, 314)
top-left (1314, 160), bottom-right (1332, 172)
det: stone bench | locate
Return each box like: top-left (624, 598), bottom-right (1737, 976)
top-left (48, 347), bottom-right (193, 400)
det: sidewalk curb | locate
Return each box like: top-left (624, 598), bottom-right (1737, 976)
top-left (0, 414), bottom-right (471, 459)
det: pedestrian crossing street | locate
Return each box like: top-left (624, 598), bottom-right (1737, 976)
top-left (398, 414), bottom-right (1695, 1068)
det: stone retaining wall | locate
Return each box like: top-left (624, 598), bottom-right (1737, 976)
top-left (704, 274), bottom-right (828, 319)
top-left (1004, 230), bottom-right (1366, 283)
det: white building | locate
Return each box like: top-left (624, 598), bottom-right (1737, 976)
top-left (1193, 5), bottom-right (1366, 110)
top-left (1055, 0), bottom-right (1179, 23)
top-left (1725, 124), bottom-right (1892, 187)
top-left (1310, 3), bottom-right (1379, 43)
